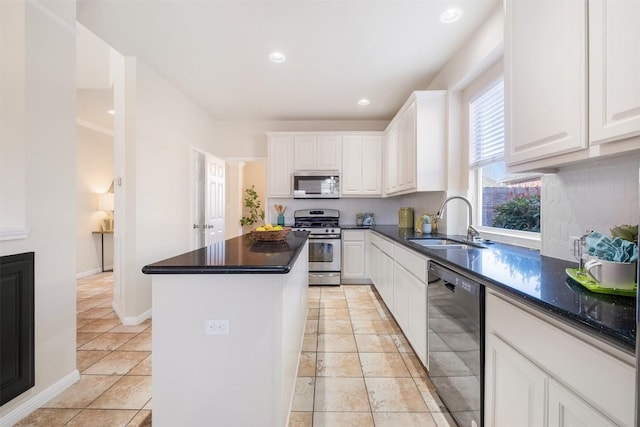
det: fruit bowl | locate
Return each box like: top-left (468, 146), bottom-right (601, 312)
top-left (250, 226), bottom-right (291, 242)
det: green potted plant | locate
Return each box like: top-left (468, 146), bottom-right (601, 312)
top-left (610, 224), bottom-right (638, 245)
top-left (240, 185), bottom-right (265, 230)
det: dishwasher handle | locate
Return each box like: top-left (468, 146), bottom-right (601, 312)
top-left (429, 262), bottom-right (479, 297)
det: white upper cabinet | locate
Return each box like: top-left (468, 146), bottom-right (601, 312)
top-left (294, 135), bottom-right (342, 171)
top-left (267, 134), bottom-right (294, 197)
top-left (342, 135), bottom-right (383, 196)
top-left (384, 91), bottom-right (446, 196)
top-left (589, 0), bottom-right (640, 145)
top-left (505, 0), bottom-right (640, 172)
top-left (504, 0), bottom-right (587, 166)
top-left (384, 125), bottom-right (400, 194)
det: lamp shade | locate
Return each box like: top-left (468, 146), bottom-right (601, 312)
top-left (98, 192), bottom-right (114, 212)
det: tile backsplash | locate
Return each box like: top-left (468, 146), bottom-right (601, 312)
top-left (541, 155), bottom-right (639, 261)
top-left (268, 192), bottom-right (446, 227)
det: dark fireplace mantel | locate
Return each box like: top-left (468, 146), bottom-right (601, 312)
top-left (0, 252), bottom-right (35, 406)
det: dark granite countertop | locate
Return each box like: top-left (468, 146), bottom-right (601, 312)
top-left (141, 231), bottom-right (310, 275)
top-left (370, 225), bottom-right (636, 353)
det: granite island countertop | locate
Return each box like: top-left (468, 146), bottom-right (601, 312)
top-left (370, 225), bottom-right (636, 353)
top-left (142, 230), bottom-right (310, 275)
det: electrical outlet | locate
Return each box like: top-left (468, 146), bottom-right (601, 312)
top-left (205, 320), bottom-right (229, 335)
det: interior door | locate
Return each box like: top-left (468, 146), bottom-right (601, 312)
top-left (192, 150), bottom-right (225, 248)
top-left (205, 154), bottom-right (225, 245)
top-left (192, 150), bottom-right (206, 249)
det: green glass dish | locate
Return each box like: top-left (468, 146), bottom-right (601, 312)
top-left (565, 268), bottom-right (637, 297)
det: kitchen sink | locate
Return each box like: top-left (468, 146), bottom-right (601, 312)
top-left (407, 237), bottom-right (487, 249)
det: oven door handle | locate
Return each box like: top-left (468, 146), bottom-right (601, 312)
top-left (308, 234), bottom-right (341, 239)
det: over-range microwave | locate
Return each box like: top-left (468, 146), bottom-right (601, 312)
top-left (293, 171), bottom-right (340, 199)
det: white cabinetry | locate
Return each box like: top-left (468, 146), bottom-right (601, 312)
top-left (485, 331), bottom-right (546, 426)
top-left (505, 0), bottom-right (640, 172)
top-left (369, 232), bottom-right (429, 367)
top-left (392, 244), bottom-right (428, 366)
top-left (589, 0), bottom-right (640, 145)
top-left (369, 232), bottom-right (394, 309)
top-left (384, 126), bottom-right (400, 194)
top-left (267, 134), bottom-right (294, 197)
top-left (392, 264), bottom-right (410, 332)
top-left (341, 230), bottom-right (368, 283)
top-left (505, 0), bottom-right (587, 166)
top-left (294, 135), bottom-right (341, 171)
top-left (548, 379), bottom-right (616, 427)
top-left (405, 268), bottom-right (427, 364)
top-left (342, 135), bottom-right (383, 196)
top-left (485, 291), bottom-right (634, 427)
top-left (385, 91), bottom-right (446, 195)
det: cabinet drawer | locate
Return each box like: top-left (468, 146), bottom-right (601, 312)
top-left (342, 230), bottom-right (365, 241)
top-left (370, 232), bottom-right (393, 257)
top-left (393, 244), bottom-right (427, 282)
top-left (486, 291), bottom-right (634, 426)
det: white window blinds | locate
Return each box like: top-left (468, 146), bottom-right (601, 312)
top-left (469, 79), bottom-right (504, 168)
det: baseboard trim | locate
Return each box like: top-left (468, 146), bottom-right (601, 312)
top-left (75, 268), bottom-right (101, 279)
top-left (0, 369), bottom-right (79, 426)
top-left (113, 300), bottom-right (152, 326)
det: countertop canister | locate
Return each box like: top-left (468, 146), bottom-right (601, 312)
top-left (398, 207), bottom-right (414, 229)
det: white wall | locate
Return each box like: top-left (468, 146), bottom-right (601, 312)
top-left (0, 0), bottom-right (78, 423)
top-left (76, 125), bottom-right (114, 276)
top-left (541, 155), bottom-right (640, 261)
top-left (425, 4), bottom-right (504, 235)
top-left (214, 120), bottom-right (388, 159)
top-left (112, 58), bottom-right (221, 323)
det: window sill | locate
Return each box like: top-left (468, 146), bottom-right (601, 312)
top-left (475, 226), bottom-right (540, 251)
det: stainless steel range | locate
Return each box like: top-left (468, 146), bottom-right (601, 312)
top-left (293, 209), bottom-right (341, 286)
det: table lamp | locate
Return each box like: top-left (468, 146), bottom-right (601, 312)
top-left (98, 189), bottom-right (114, 232)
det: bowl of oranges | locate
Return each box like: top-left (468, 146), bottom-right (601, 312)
top-left (250, 223), bottom-right (291, 241)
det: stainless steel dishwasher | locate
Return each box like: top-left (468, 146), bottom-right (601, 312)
top-left (428, 262), bottom-right (484, 427)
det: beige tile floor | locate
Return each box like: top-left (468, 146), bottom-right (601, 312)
top-left (15, 272), bottom-right (152, 427)
top-left (15, 274), bottom-right (454, 427)
top-left (289, 285), bottom-right (456, 427)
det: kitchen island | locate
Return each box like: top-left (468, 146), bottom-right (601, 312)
top-left (142, 231), bottom-right (309, 427)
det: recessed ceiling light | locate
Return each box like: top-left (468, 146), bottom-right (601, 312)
top-left (440, 7), bottom-right (462, 23)
top-left (269, 52), bottom-right (286, 63)
top-left (107, 109), bottom-right (115, 115)
top-left (358, 99), bottom-right (370, 106)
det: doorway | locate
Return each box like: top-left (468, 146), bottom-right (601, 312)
top-left (192, 149), bottom-right (226, 249)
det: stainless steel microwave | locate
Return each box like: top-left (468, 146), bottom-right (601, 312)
top-left (293, 171), bottom-right (340, 199)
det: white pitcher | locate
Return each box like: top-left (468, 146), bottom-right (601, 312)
top-left (584, 259), bottom-right (637, 289)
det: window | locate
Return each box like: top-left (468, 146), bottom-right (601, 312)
top-left (466, 71), bottom-right (541, 235)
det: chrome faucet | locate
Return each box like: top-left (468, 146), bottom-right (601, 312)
top-left (436, 196), bottom-right (479, 242)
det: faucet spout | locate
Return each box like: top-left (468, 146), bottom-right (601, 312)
top-left (436, 196), bottom-right (477, 240)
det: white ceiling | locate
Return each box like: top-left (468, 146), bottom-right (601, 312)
top-left (76, 0), bottom-right (499, 122)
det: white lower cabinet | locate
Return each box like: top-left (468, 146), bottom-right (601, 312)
top-left (548, 379), bottom-right (617, 427)
top-left (341, 230), bottom-right (367, 282)
top-left (369, 231), bottom-right (428, 367)
top-left (485, 332), bottom-right (546, 427)
top-left (485, 291), bottom-right (634, 427)
top-left (392, 264), bottom-right (410, 332)
top-left (406, 270), bottom-right (427, 364)
top-left (369, 232), bottom-right (394, 310)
